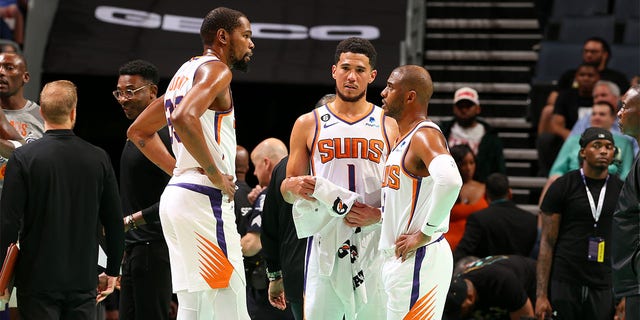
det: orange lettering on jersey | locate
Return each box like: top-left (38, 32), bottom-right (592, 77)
top-left (167, 75), bottom-right (188, 91)
top-left (368, 140), bottom-right (384, 163)
top-left (318, 139), bottom-right (335, 162)
top-left (20, 123), bottom-right (27, 136)
top-left (335, 138), bottom-right (350, 159)
top-left (317, 138), bottom-right (385, 164)
top-left (382, 165), bottom-right (400, 190)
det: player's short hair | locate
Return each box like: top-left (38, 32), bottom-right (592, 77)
top-left (39, 80), bottom-right (77, 125)
top-left (334, 37), bottom-right (377, 69)
top-left (200, 7), bottom-right (247, 46)
top-left (118, 60), bottom-right (159, 85)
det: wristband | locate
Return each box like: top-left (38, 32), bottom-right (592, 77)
top-left (8, 140), bottom-right (22, 148)
top-left (125, 214), bottom-right (137, 231)
top-left (266, 270), bottom-right (282, 281)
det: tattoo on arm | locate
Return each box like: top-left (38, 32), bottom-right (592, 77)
top-left (137, 140), bottom-right (146, 148)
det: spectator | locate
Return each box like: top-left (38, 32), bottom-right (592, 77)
top-left (454, 173), bottom-right (537, 261)
top-left (537, 63), bottom-right (599, 176)
top-left (444, 255), bottom-right (537, 320)
top-left (445, 144), bottom-right (488, 251)
top-left (439, 87), bottom-right (505, 182)
top-left (536, 127), bottom-right (623, 319)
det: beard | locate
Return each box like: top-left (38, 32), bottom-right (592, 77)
top-left (455, 115), bottom-right (477, 128)
top-left (336, 86), bottom-right (366, 103)
top-left (231, 54), bottom-right (250, 72)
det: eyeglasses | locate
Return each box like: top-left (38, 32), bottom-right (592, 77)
top-left (112, 84), bottom-right (150, 100)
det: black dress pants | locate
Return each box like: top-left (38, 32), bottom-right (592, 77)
top-left (119, 241), bottom-right (172, 320)
top-left (17, 289), bottom-right (95, 320)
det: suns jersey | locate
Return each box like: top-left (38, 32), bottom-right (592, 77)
top-left (164, 56), bottom-right (236, 178)
top-left (310, 104), bottom-right (391, 206)
top-left (379, 121), bottom-right (449, 250)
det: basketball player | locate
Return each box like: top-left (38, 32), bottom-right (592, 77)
top-left (281, 37), bottom-right (399, 320)
top-left (127, 7), bottom-right (254, 319)
top-left (379, 65), bottom-right (462, 319)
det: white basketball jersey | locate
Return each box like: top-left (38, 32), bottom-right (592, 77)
top-left (310, 104), bottom-right (391, 207)
top-left (380, 121), bottom-right (448, 250)
top-left (164, 56), bottom-right (236, 178)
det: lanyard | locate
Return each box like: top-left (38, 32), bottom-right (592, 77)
top-left (579, 168), bottom-right (609, 224)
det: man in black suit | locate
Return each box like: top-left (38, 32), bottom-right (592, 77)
top-left (0, 80), bottom-right (124, 319)
top-left (454, 173), bottom-right (537, 261)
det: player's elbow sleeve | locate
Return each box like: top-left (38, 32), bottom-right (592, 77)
top-left (429, 154), bottom-right (463, 192)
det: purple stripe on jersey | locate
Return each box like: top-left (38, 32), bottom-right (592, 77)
top-left (169, 183), bottom-right (227, 256)
top-left (406, 179), bottom-right (422, 230)
top-left (409, 235), bottom-right (445, 309)
top-left (348, 164), bottom-right (355, 192)
top-left (409, 245), bottom-right (427, 308)
top-left (303, 236), bottom-right (314, 293)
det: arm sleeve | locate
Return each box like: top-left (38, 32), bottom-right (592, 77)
top-left (261, 162), bottom-right (286, 271)
top-left (140, 202), bottom-right (161, 224)
top-left (99, 155), bottom-right (125, 276)
top-left (421, 154), bottom-right (463, 236)
top-left (0, 152), bottom-right (25, 260)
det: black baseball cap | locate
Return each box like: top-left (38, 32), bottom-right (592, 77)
top-left (444, 276), bottom-right (468, 318)
top-left (579, 127), bottom-right (614, 148)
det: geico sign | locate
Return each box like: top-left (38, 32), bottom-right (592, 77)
top-left (95, 6), bottom-right (380, 40)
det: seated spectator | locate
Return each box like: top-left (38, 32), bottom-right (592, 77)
top-left (444, 255), bottom-right (537, 320)
top-left (539, 37), bottom-right (630, 129)
top-left (549, 104), bottom-right (635, 181)
top-left (537, 63), bottom-right (600, 176)
top-left (571, 80), bottom-right (639, 155)
top-left (439, 87), bottom-right (505, 182)
top-left (0, 0), bottom-right (23, 46)
top-left (454, 173), bottom-right (537, 262)
top-left (445, 144), bottom-right (488, 251)
top-left (556, 37), bottom-right (629, 94)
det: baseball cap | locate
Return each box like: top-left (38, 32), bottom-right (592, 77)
top-left (444, 276), bottom-right (468, 317)
top-left (579, 127), bottom-right (614, 148)
top-left (453, 87), bottom-right (480, 105)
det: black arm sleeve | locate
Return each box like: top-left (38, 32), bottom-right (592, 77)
top-left (0, 152), bottom-right (24, 261)
top-left (99, 155), bottom-right (125, 276)
top-left (260, 159), bottom-right (287, 271)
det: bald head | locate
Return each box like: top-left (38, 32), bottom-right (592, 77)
top-left (252, 138), bottom-right (288, 164)
top-left (236, 145), bottom-right (250, 182)
top-left (251, 138), bottom-right (288, 186)
top-left (394, 65), bottom-right (433, 105)
top-left (40, 80), bottom-right (77, 127)
top-left (626, 85), bottom-right (640, 107)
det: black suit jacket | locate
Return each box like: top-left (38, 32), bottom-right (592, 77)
top-left (454, 200), bottom-right (537, 262)
top-left (0, 130), bottom-right (124, 293)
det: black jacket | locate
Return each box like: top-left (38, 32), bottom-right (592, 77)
top-left (0, 130), bottom-right (124, 293)
top-left (454, 200), bottom-right (537, 262)
top-left (260, 157), bottom-right (306, 304)
top-left (613, 154), bottom-right (640, 298)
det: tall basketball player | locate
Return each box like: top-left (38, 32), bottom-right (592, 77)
top-left (127, 7), bottom-right (254, 319)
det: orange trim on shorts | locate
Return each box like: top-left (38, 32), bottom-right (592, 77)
top-left (404, 285), bottom-right (437, 320)
top-left (195, 232), bottom-right (234, 289)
